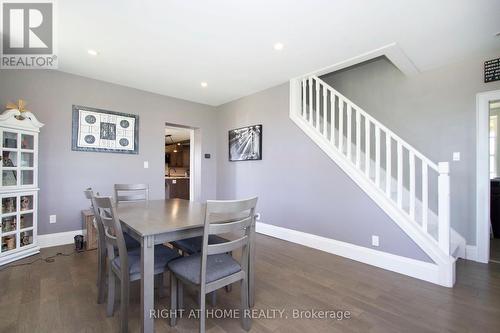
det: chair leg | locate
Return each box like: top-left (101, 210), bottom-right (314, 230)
top-left (177, 281), bottom-right (184, 309)
top-left (210, 291), bottom-right (217, 306)
top-left (170, 272), bottom-right (177, 327)
top-left (225, 252), bottom-right (233, 293)
top-left (106, 268), bottom-right (115, 317)
top-left (199, 289), bottom-right (206, 333)
top-left (240, 279), bottom-right (251, 331)
top-left (158, 273), bottom-right (165, 298)
top-left (120, 276), bottom-right (130, 333)
top-left (97, 247), bottom-right (107, 304)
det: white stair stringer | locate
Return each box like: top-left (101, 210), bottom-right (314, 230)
top-left (289, 76), bottom-right (460, 287)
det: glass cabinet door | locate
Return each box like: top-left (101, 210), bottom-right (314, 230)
top-left (1, 130), bottom-right (19, 187)
top-left (1, 130), bottom-right (36, 188)
top-left (0, 193), bottom-right (36, 255)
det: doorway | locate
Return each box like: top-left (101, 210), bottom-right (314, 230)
top-left (489, 100), bottom-right (500, 263)
top-left (165, 125), bottom-right (193, 200)
top-left (476, 90), bottom-right (500, 263)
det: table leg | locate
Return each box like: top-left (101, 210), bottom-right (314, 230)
top-left (141, 235), bottom-right (155, 333)
top-left (248, 221), bottom-right (255, 307)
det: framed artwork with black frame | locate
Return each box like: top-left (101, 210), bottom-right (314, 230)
top-left (228, 124), bottom-right (262, 161)
top-left (71, 105), bottom-right (139, 154)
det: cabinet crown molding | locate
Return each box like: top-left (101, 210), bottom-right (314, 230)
top-left (0, 109), bottom-right (44, 132)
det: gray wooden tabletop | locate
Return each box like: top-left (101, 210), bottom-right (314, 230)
top-left (117, 198), bottom-right (206, 236)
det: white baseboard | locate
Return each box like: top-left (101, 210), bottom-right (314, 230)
top-left (38, 229), bottom-right (83, 248)
top-left (465, 245), bottom-right (478, 261)
top-left (256, 222), bottom-right (443, 286)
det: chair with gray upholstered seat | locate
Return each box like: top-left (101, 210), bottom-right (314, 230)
top-left (84, 188), bottom-right (141, 305)
top-left (83, 188), bottom-right (107, 304)
top-left (171, 234), bottom-right (233, 302)
top-left (168, 197), bottom-right (258, 333)
top-left (93, 195), bottom-right (180, 333)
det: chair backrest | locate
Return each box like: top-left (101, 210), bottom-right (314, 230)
top-left (200, 197), bottom-right (258, 287)
top-left (92, 195), bottom-right (128, 272)
top-left (83, 188), bottom-right (106, 251)
top-left (114, 183), bottom-right (149, 204)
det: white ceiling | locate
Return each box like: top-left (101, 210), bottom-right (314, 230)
top-left (165, 127), bottom-right (190, 143)
top-left (58, 0), bottom-right (500, 106)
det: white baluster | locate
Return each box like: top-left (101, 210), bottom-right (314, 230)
top-left (346, 105), bottom-right (352, 161)
top-left (323, 86), bottom-right (327, 136)
top-left (302, 78), bottom-right (306, 118)
top-left (330, 92), bottom-right (335, 145)
top-left (355, 109), bottom-right (361, 168)
top-left (397, 142), bottom-right (403, 209)
top-left (316, 80), bottom-right (320, 130)
top-left (409, 151), bottom-right (415, 219)
top-left (365, 118), bottom-right (370, 178)
top-left (438, 162), bottom-right (450, 255)
top-left (375, 126), bottom-right (380, 187)
top-left (338, 98), bottom-right (344, 152)
top-left (309, 77), bottom-right (313, 125)
top-left (386, 134), bottom-right (392, 197)
top-left (422, 162), bottom-right (428, 232)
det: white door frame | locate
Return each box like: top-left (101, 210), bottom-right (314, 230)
top-left (476, 89), bottom-right (500, 263)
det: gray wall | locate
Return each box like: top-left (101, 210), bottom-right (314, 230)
top-left (216, 82), bottom-right (431, 261)
top-left (321, 52), bottom-right (500, 244)
top-left (0, 70), bottom-right (218, 235)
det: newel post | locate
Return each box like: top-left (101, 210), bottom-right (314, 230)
top-left (438, 162), bottom-right (450, 255)
top-left (289, 78), bottom-right (302, 118)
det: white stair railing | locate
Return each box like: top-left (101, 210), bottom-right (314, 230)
top-left (294, 75), bottom-right (451, 256)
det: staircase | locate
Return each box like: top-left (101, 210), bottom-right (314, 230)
top-left (289, 75), bottom-right (464, 287)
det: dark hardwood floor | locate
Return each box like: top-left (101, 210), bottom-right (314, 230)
top-left (1, 234), bottom-right (500, 332)
top-left (490, 238), bottom-right (500, 263)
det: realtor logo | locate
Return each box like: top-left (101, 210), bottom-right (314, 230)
top-left (1, 0), bottom-right (57, 68)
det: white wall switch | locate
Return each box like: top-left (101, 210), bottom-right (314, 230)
top-left (143, 161), bottom-right (149, 168)
top-left (49, 215), bottom-right (57, 224)
top-left (371, 235), bottom-right (379, 247)
top-left (453, 152), bottom-right (460, 161)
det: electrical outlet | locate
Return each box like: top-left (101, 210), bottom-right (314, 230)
top-left (453, 152), bottom-right (460, 161)
top-left (143, 161), bottom-right (149, 168)
top-left (49, 215), bottom-right (56, 224)
top-left (172, 179), bottom-right (177, 184)
top-left (371, 235), bottom-right (379, 247)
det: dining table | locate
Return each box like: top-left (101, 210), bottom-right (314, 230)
top-left (116, 198), bottom-right (256, 333)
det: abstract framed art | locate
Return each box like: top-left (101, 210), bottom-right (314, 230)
top-left (71, 105), bottom-right (139, 154)
top-left (228, 124), bottom-right (262, 161)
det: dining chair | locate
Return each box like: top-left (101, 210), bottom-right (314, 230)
top-left (168, 197), bottom-right (258, 332)
top-left (93, 195), bottom-right (180, 333)
top-left (114, 183), bottom-right (149, 203)
top-left (171, 234), bottom-right (233, 305)
top-left (83, 188), bottom-right (107, 304)
top-left (84, 189), bottom-right (141, 303)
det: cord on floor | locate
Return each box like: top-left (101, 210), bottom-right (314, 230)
top-left (0, 248), bottom-right (96, 272)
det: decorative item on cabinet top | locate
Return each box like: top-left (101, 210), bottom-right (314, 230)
top-left (2, 101), bottom-right (44, 131)
top-left (71, 105), bottom-right (139, 154)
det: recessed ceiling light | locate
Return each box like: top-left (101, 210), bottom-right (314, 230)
top-left (201, 82), bottom-right (208, 88)
top-left (273, 42), bottom-right (284, 51)
top-left (87, 49), bottom-right (98, 56)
